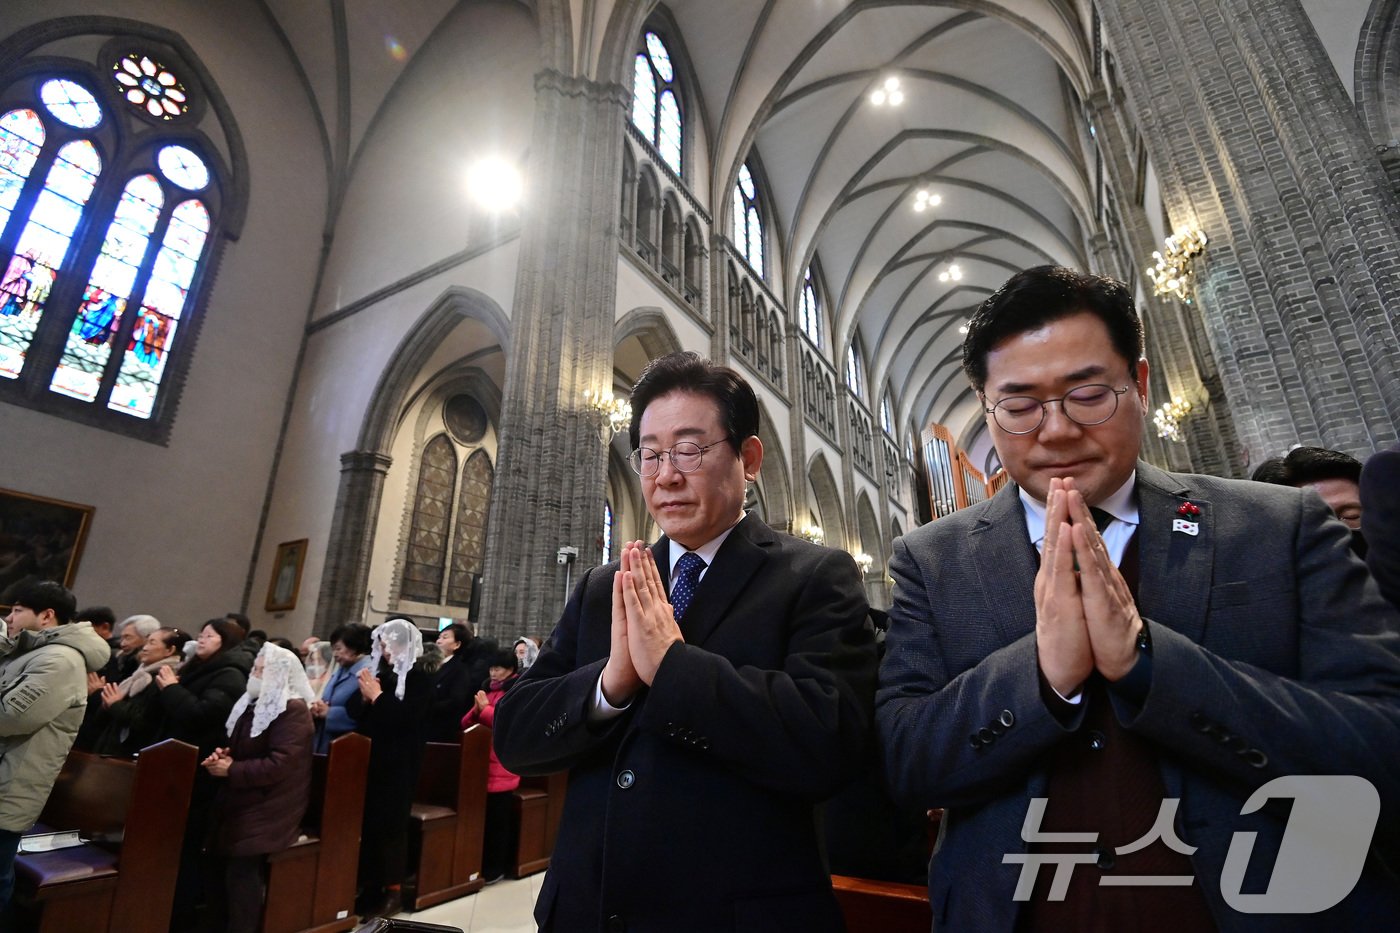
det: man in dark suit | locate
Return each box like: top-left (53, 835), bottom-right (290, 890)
top-left (877, 266), bottom-right (1400, 931)
top-left (1362, 447), bottom-right (1400, 612)
top-left (494, 351), bottom-right (877, 932)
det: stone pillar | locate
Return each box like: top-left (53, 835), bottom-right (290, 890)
top-left (1099, 0), bottom-right (1400, 467)
top-left (476, 70), bottom-right (629, 640)
top-left (314, 450), bottom-right (393, 636)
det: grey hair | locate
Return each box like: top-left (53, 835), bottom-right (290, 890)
top-left (121, 614), bottom-right (162, 640)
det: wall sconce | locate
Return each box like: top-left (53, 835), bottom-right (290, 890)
top-left (1146, 227), bottom-right (1207, 303)
top-left (584, 388), bottom-right (631, 437)
top-left (799, 524), bottom-right (825, 546)
top-left (1153, 395), bottom-right (1193, 443)
top-left (853, 552), bottom-right (873, 575)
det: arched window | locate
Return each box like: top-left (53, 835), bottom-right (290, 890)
top-left (880, 391), bottom-right (894, 435)
top-left (632, 32), bottom-right (683, 176)
top-left (0, 49), bottom-right (228, 439)
top-left (798, 265), bottom-right (822, 348)
top-left (732, 162), bottom-right (764, 277)
top-left (845, 343), bottom-right (864, 397)
top-left (402, 434), bottom-right (458, 603)
top-left (602, 500), bottom-right (614, 564)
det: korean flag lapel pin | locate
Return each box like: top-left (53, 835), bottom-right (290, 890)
top-left (1173, 501), bottom-right (1201, 537)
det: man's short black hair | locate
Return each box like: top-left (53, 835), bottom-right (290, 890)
top-left (1250, 457), bottom-right (1291, 484)
top-left (329, 622), bottom-right (373, 655)
top-left (628, 351), bottom-right (759, 455)
top-left (440, 622), bottom-right (468, 645)
top-left (9, 580), bottom-right (76, 624)
top-left (1282, 446), bottom-right (1362, 486)
top-left (962, 265), bottom-right (1144, 393)
top-left (225, 612), bottom-right (251, 634)
top-left (75, 605), bottom-right (117, 629)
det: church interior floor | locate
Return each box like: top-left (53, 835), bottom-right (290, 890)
top-left (390, 873), bottom-right (542, 931)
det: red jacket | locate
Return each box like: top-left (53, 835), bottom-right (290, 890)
top-left (461, 676), bottom-right (521, 793)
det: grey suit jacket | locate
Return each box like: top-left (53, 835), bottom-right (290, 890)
top-left (495, 514), bottom-right (878, 932)
top-left (877, 461), bottom-right (1400, 931)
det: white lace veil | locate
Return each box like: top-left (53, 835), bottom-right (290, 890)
top-left (225, 642), bottom-right (317, 739)
top-left (369, 618), bottom-right (424, 699)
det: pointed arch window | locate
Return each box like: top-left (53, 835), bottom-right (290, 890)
top-left (798, 265), bottom-right (822, 348)
top-left (0, 48), bottom-right (228, 441)
top-left (602, 500), bottom-right (614, 564)
top-left (632, 31), bottom-right (683, 176)
top-left (733, 162), bottom-right (764, 277)
top-left (880, 391), bottom-right (894, 436)
top-left (845, 344), bottom-right (864, 397)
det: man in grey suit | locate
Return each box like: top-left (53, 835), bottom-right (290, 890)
top-left (878, 266), bottom-right (1400, 931)
top-left (495, 351), bottom-right (877, 932)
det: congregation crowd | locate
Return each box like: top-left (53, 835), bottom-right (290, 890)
top-left (0, 595), bottom-right (543, 931)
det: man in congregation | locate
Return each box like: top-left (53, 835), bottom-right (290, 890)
top-left (495, 351), bottom-right (877, 931)
top-left (1, 581), bottom-right (111, 913)
top-left (877, 265), bottom-right (1400, 930)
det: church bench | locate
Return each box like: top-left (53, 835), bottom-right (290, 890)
top-left (510, 770), bottom-right (567, 878)
top-left (10, 739), bottom-right (198, 933)
top-left (831, 875), bottom-right (933, 933)
top-left (404, 724), bottom-right (491, 910)
top-left (261, 731), bottom-right (371, 933)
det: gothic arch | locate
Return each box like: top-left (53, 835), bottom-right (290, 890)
top-left (855, 491), bottom-right (882, 567)
top-left (754, 400), bottom-right (792, 532)
top-left (806, 452), bottom-right (848, 550)
top-left (614, 306), bottom-right (683, 360)
top-left (315, 286), bottom-right (510, 632)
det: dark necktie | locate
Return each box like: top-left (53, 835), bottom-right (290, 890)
top-left (670, 551), bottom-right (706, 620)
top-left (1090, 507), bottom-right (1114, 534)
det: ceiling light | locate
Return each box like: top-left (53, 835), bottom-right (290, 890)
top-left (949, 264), bottom-right (962, 280)
top-left (913, 200), bottom-right (926, 212)
top-left (916, 189), bottom-right (929, 202)
top-left (958, 322), bottom-right (969, 334)
top-left (938, 271), bottom-right (949, 283)
top-left (928, 193), bottom-right (941, 206)
top-left (869, 88), bottom-right (887, 106)
top-left (884, 76), bottom-right (901, 91)
top-left (466, 157), bottom-right (523, 212)
top-left (888, 90), bottom-right (904, 106)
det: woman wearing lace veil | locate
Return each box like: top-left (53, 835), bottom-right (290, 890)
top-left (347, 617), bottom-right (431, 918)
top-left (201, 641), bottom-right (315, 933)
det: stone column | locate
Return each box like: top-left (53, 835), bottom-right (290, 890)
top-left (476, 70), bottom-right (629, 640)
top-left (314, 450), bottom-right (393, 636)
top-left (1099, 0), bottom-right (1400, 466)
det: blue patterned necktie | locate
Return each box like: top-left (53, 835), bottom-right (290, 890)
top-left (670, 551), bottom-right (706, 621)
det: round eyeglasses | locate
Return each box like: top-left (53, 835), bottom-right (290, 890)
top-left (628, 438), bottom-right (733, 477)
top-left (984, 384), bottom-right (1132, 435)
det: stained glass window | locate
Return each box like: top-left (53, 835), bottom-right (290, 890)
top-left (446, 450), bottom-right (493, 607)
top-left (631, 31), bottom-right (683, 175)
top-left (733, 163), bottom-right (764, 277)
top-left (799, 266), bottom-right (821, 347)
top-left (402, 435), bottom-right (458, 603)
top-left (0, 62), bottom-right (221, 435)
top-left (40, 79), bottom-right (102, 129)
top-left (112, 53), bottom-right (189, 121)
top-left (50, 174), bottom-right (163, 402)
top-left (1, 140), bottom-right (102, 381)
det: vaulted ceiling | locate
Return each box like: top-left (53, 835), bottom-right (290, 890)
top-left (260, 0), bottom-right (1097, 455)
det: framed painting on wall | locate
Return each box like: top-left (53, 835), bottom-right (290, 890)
top-left (0, 487), bottom-right (95, 607)
top-left (265, 538), bottom-right (308, 613)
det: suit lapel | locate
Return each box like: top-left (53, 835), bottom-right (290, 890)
top-left (969, 483), bottom-right (1040, 645)
top-left (1133, 461), bottom-right (1212, 646)
top-left (671, 514), bottom-right (770, 647)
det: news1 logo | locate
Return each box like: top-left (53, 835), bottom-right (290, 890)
top-left (1004, 776), bottom-right (1380, 913)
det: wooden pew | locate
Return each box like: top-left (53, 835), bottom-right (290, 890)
top-left (831, 875), bottom-right (933, 933)
top-left (11, 739), bottom-right (198, 933)
top-left (261, 731), bottom-right (371, 933)
top-left (510, 770), bottom-right (567, 878)
top-left (404, 724), bottom-right (491, 910)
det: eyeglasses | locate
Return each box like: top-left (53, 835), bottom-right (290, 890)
top-left (984, 384), bottom-right (1132, 435)
top-left (628, 438), bottom-right (733, 477)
